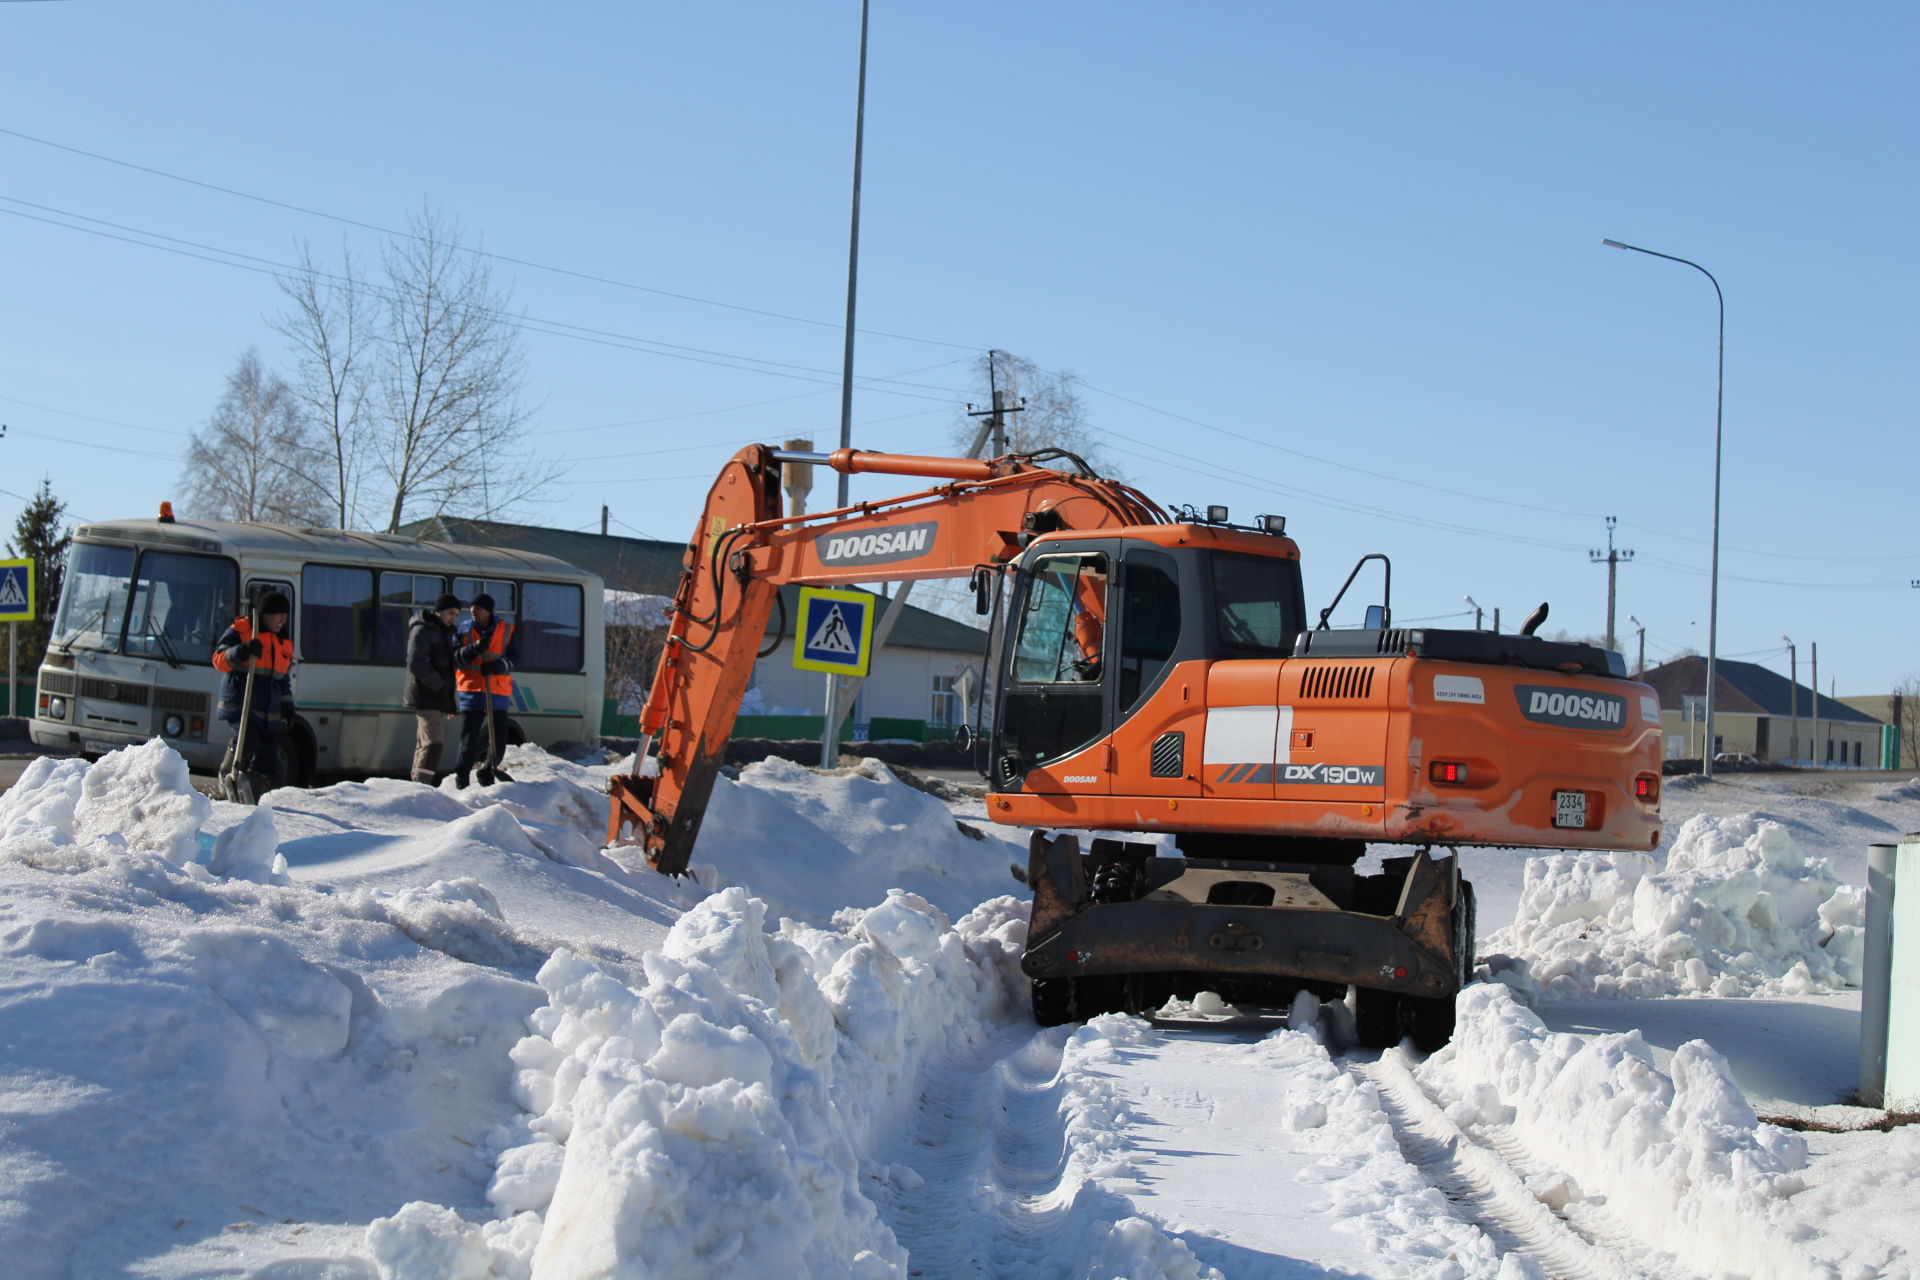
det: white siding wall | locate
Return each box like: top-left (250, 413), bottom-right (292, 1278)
top-left (750, 647), bottom-right (982, 725)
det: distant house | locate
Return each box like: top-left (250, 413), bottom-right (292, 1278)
top-left (1639, 655), bottom-right (1887, 766)
top-left (399, 517), bottom-right (988, 739)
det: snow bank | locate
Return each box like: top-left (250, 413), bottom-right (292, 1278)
top-left (693, 756), bottom-right (1026, 927)
top-left (368, 886), bottom-right (1029, 1279)
top-left (1486, 812), bottom-right (1863, 998)
top-left (1423, 984), bottom-right (1831, 1280)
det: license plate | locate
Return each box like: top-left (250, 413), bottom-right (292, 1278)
top-left (1553, 790), bottom-right (1588, 830)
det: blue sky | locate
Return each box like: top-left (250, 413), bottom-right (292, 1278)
top-left (1, 2), bottom-right (1913, 696)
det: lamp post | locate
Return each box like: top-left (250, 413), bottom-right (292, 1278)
top-left (1463, 595), bottom-right (1482, 630)
top-left (821, 0), bottom-right (873, 768)
top-left (1782, 635), bottom-right (1797, 765)
top-left (1627, 614), bottom-right (1646, 678)
top-left (1604, 238), bottom-right (1724, 778)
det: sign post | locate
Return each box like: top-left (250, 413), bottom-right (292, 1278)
top-left (0, 558), bottom-right (35, 718)
top-left (795, 588), bottom-right (875, 763)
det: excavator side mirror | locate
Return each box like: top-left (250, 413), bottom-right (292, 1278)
top-left (955, 724), bottom-right (973, 753)
top-left (1364, 604), bottom-right (1388, 630)
top-left (970, 566), bottom-right (994, 616)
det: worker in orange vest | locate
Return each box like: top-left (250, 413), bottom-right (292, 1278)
top-left (453, 592), bottom-right (518, 788)
top-left (210, 590), bottom-right (296, 794)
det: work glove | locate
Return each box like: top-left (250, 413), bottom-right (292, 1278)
top-left (455, 644), bottom-right (479, 665)
top-left (281, 703), bottom-right (297, 725)
top-left (243, 638), bottom-right (263, 658)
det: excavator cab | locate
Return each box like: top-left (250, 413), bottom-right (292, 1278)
top-left (988, 525), bottom-right (1306, 794)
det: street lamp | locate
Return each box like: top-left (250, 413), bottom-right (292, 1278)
top-left (1604, 238), bottom-right (1725, 778)
top-left (1626, 614), bottom-right (1646, 678)
top-left (1463, 595), bottom-right (1483, 630)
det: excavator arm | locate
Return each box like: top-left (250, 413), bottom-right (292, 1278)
top-left (608, 442), bottom-right (1167, 873)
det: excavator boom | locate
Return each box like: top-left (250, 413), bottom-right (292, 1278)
top-left (608, 443), bottom-right (1167, 873)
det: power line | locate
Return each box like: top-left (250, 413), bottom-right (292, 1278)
top-left (0, 197), bottom-right (969, 401)
top-left (0, 125), bottom-right (979, 352)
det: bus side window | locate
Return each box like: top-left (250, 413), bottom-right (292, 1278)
top-left (519, 582), bottom-right (584, 671)
top-left (302, 566), bottom-right (373, 661)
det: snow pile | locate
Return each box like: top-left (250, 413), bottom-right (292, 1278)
top-left (694, 756), bottom-right (1026, 926)
top-left (1486, 812), bottom-right (1864, 998)
top-left (1423, 984), bottom-right (1829, 1280)
top-left (368, 886), bottom-right (1030, 1279)
top-left (603, 590), bottom-right (670, 629)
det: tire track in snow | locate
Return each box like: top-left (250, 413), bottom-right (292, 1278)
top-left (880, 1023), bottom-right (1076, 1278)
top-left (1356, 1053), bottom-right (1679, 1280)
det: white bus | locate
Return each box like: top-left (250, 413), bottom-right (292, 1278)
top-left (30, 509), bottom-right (605, 783)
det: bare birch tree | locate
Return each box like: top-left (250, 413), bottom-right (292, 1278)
top-left (179, 348), bottom-right (331, 524)
top-left (275, 241), bottom-right (373, 529)
top-left (276, 207), bottom-right (557, 532)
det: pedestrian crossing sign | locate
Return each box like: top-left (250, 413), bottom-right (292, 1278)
top-left (0, 559), bottom-right (32, 623)
top-left (794, 587), bottom-right (874, 677)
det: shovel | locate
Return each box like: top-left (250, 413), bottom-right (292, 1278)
top-left (218, 587), bottom-right (262, 805)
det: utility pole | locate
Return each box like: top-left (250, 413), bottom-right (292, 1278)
top-left (1464, 595), bottom-right (1482, 630)
top-left (600, 505), bottom-right (609, 537)
top-left (1783, 635), bottom-right (1797, 764)
top-left (1628, 614), bottom-right (1646, 678)
top-left (966, 350), bottom-right (1026, 457)
top-left (822, 0), bottom-right (872, 769)
top-left (1589, 516), bottom-right (1635, 653)
top-left (1811, 641), bottom-right (1820, 767)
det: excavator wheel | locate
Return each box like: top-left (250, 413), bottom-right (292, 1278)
top-left (1031, 977), bottom-right (1076, 1027)
top-left (1353, 880), bottom-right (1477, 1053)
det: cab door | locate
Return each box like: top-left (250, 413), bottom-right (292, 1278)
top-left (992, 543), bottom-right (1116, 793)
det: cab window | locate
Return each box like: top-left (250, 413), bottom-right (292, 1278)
top-left (1211, 552), bottom-right (1299, 658)
top-left (1013, 554), bottom-right (1109, 684)
top-left (1119, 551), bottom-right (1180, 710)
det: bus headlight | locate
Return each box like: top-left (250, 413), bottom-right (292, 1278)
top-left (163, 713), bottom-right (184, 737)
top-left (48, 697), bottom-right (68, 721)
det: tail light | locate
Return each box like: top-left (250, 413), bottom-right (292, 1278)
top-left (1635, 773), bottom-right (1659, 802)
top-left (1430, 761), bottom-right (1469, 785)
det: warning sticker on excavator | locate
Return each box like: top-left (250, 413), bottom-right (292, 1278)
top-left (794, 587), bottom-right (875, 676)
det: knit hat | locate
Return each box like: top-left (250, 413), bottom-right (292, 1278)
top-left (432, 593), bottom-right (464, 612)
top-left (260, 590), bottom-right (291, 614)
top-left (470, 592), bottom-right (496, 613)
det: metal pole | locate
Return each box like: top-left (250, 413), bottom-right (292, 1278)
top-left (7, 620), bottom-right (13, 719)
top-left (1784, 636), bottom-right (1797, 764)
top-left (823, 0), bottom-right (872, 769)
top-left (1812, 641), bottom-right (1821, 767)
top-left (1861, 842), bottom-right (1897, 1106)
top-left (1604, 239), bottom-right (1723, 779)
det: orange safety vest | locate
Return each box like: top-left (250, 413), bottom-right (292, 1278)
top-left (456, 620), bottom-right (515, 699)
top-left (211, 617), bottom-right (293, 675)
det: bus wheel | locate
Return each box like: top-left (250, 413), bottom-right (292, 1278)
top-left (281, 722), bottom-right (316, 787)
top-left (504, 717), bottom-right (527, 747)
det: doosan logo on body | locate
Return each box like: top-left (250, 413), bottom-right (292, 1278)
top-left (816, 521), bottom-right (937, 566)
top-left (1516, 684), bottom-right (1627, 729)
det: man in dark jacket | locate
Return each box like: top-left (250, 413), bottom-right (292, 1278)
top-left (404, 593), bottom-right (462, 784)
top-left (211, 590), bottom-right (296, 795)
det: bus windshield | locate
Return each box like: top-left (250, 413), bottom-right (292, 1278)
top-left (125, 551), bottom-right (238, 664)
top-left (52, 542), bottom-right (136, 652)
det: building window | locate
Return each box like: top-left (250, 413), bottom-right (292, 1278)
top-left (931, 674), bottom-right (960, 726)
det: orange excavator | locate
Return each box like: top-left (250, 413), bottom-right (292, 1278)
top-left (608, 443), bottom-right (1662, 1046)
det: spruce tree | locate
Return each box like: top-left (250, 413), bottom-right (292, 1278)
top-left (6, 480), bottom-right (72, 700)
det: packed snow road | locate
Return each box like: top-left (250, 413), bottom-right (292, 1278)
top-left (1, 742), bottom-right (1917, 1278)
